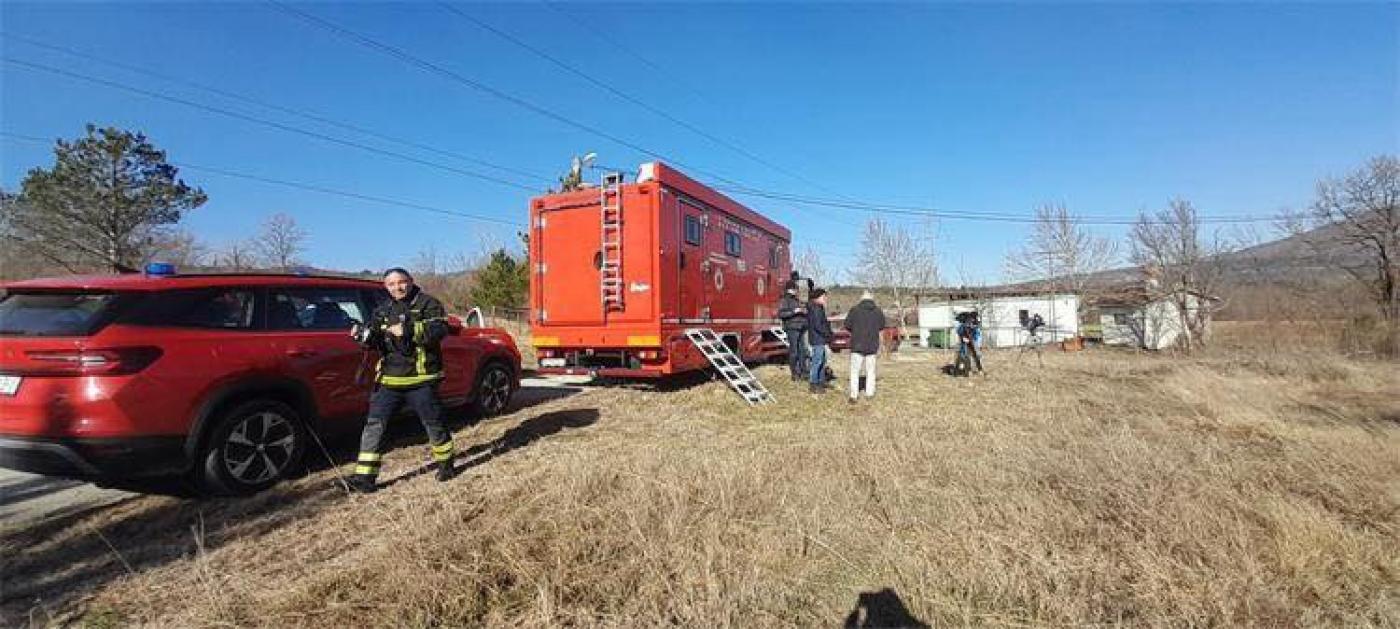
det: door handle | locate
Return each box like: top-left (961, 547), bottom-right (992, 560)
top-left (286, 347), bottom-right (318, 358)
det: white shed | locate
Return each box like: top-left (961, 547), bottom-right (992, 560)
top-left (917, 291), bottom-right (1079, 349)
top-left (1094, 286), bottom-right (1213, 350)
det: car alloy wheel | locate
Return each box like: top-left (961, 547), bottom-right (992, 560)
top-left (478, 366), bottom-right (512, 415)
top-left (221, 410), bottom-right (298, 485)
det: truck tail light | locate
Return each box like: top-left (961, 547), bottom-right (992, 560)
top-left (24, 347), bottom-right (163, 376)
top-left (637, 350), bottom-right (662, 361)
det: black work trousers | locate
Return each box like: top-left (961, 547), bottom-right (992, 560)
top-left (353, 383), bottom-right (453, 479)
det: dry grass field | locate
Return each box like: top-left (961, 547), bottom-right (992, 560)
top-left (3, 346), bottom-right (1398, 627)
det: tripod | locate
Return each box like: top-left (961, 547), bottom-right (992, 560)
top-left (1016, 327), bottom-right (1046, 366)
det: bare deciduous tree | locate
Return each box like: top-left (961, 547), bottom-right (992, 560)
top-left (144, 229), bottom-right (208, 267)
top-left (855, 218), bottom-right (938, 336)
top-left (1302, 155), bottom-right (1400, 323)
top-left (254, 212), bottom-right (307, 269)
top-left (1129, 199), bottom-right (1226, 353)
top-left (792, 245), bottom-right (832, 288)
top-left (218, 239), bottom-right (257, 271)
top-left (1004, 203), bottom-right (1118, 312)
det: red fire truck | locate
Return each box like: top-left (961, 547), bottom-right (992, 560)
top-left (529, 162), bottom-right (792, 378)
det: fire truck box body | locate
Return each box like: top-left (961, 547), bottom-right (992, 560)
top-left (530, 162), bottom-right (792, 377)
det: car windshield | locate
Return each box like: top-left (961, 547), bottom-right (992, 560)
top-left (0, 291), bottom-right (125, 336)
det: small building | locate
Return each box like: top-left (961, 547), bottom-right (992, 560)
top-left (1092, 284), bottom-right (1214, 350)
top-left (917, 290), bottom-right (1079, 349)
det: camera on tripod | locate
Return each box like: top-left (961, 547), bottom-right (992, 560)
top-left (1019, 311), bottom-right (1045, 335)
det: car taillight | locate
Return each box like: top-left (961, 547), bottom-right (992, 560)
top-left (24, 347), bottom-right (163, 375)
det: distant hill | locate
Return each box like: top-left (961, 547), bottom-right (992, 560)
top-left (989, 223), bottom-right (1366, 292)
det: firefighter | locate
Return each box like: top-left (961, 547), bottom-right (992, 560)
top-left (347, 268), bottom-right (456, 493)
top-left (776, 280), bottom-right (809, 381)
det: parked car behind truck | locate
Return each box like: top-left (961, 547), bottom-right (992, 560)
top-left (0, 270), bottom-right (521, 494)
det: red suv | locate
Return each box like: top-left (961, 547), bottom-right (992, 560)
top-left (0, 271), bottom-right (521, 494)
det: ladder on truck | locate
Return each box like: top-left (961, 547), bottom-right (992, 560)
top-left (770, 327), bottom-right (790, 347)
top-left (600, 172), bottom-right (625, 315)
top-left (685, 328), bottom-right (776, 406)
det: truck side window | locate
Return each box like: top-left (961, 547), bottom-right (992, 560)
top-left (684, 215), bottom-right (702, 245)
top-left (724, 231), bottom-right (741, 257)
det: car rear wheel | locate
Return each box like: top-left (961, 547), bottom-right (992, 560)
top-left (198, 399), bottom-right (306, 495)
top-left (471, 364), bottom-right (514, 417)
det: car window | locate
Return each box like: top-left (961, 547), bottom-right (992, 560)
top-left (188, 290), bottom-right (256, 329)
top-left (0, 291), bottom-right (125, 337)
top-left (268, 288), bottom-right (366, 330)
top-left (122, 289), bottom-right (256, 329)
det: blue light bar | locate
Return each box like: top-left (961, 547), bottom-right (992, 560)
top-left (144, 262), bottom-right (176, 276)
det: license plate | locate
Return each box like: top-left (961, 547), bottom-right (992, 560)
top-left (540, 358), bottom-right (566, 368)
top-left (0, 375), bottom-right (20, 396)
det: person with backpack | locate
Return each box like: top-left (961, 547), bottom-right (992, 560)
top-left (843, 290), bottom-right (887, 404)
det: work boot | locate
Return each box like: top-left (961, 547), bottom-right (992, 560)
top-left (435, 461), bottom-right (457, 482)
top-left (848, 397), bottom-right (857, 406)
top-left (347, 474), bottom-right (377, 494)
top-left (809, 383), bottom-right (824, 394)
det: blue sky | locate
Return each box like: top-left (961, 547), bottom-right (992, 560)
top-left (3, 2), bottom-right (1397, 282)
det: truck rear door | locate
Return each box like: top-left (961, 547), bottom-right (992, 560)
top-left (535, 203), bottom-right (604, 327)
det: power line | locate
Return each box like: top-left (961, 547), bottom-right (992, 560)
top-left (2, 57), bottom-right (544, 193)
top-left (0, 31), bottom-right (553, 184)
top-left (271, 1), bottom-right (867, 234)
top-left (270, 2), bottom-right (746, 188)
top-left (0, 130), bottom-right (523, 227)
top-left (270, 2), bottom-right (869, 233)
top-left (438, 2), bottom-right (856, 203)
top-left (722, 185), bottom-right (1282, 225)
top-left (542, 2), bottom-right (722, 110)
top-left (1, 56), bottom-right (1281, 229)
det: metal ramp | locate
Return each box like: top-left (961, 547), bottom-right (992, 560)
top-left (600, 172), bottom-right (625, 315)
top-left (685, 328), bottom-right (776, 406)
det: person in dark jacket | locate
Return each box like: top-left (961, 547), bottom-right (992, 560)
top-left (346, 268), bottom-right (456, 493)
top-left (776, 281), bottom-right (809, 381)
top-left (806, 288), bottom-right (834, 393)
top-left (843, 290), bottom-right (887, 404)
top-left (954, 311), bottom-right (984, 376)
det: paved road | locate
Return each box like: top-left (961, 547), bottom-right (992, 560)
top-left (0, 469), bottom-right (133, 531)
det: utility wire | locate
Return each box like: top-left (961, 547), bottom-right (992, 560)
top-left (542, 1), bottom-right (722, 110)
top-left (2, 54), bottom-right (1282, 228)
top-left (272, 1), bottom-right (867, 233)
top-left (270, 1), bottom-right (751, 191)
top-left (438, 2), bottom-right (856, 203)
top-left (0, 31), bottom-right (553, 183)
top-left (2, 57), bottom-right (543, 193)
top-left (0, 130), bottom-right (524, 227)
top-left (722, 185), bottom-right (1282, 225)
